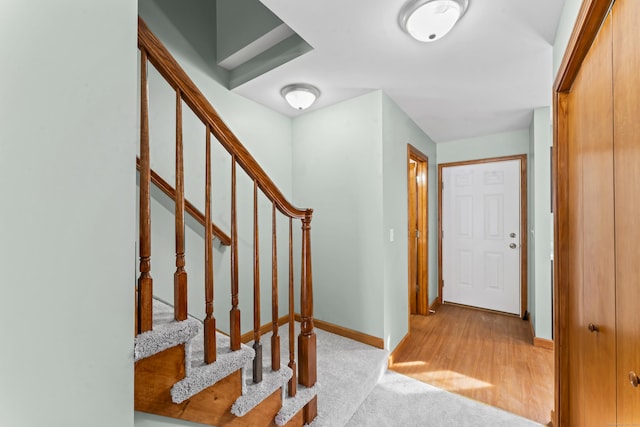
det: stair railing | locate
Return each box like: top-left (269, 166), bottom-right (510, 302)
top-left (135, 17), bottom-right (317, 422)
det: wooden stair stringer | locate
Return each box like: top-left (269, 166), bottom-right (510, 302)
top-left (134, 344), bottom-right (305, 426)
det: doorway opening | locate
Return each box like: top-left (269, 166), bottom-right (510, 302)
top-left (438, 155), bottom-right (528, 317)
top-left (407, 145), bottom-right (429, 315)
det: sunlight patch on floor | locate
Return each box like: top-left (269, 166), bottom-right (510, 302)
top-left (413, 370), bottom-right (493, 391)
top-left (389, 361), bottom-right (427, 368)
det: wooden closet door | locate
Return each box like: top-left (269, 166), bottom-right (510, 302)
top-left (613, 0), bottom-right (640, 422)
top-left (567, 10), bottom-right (617, 426)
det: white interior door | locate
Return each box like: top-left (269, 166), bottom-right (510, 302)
top-left (442, 159), bottom-right (521, 315)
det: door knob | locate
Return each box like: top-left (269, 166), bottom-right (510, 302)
top-left (510, 232), bottom-right (516, 238)
top-left (509, 243), bottom-right (517, 249)
top-left (629, 371), bottom-right (639, 388)
top-left (588, 323), bottom-right (599, 333)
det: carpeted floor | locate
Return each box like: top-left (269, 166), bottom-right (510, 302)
top-left (345, 370), bottom-right (543, 427)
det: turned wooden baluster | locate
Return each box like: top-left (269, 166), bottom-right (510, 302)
top-left (229, 155), bottom-right (241, 350)
top-left (174, 90), bottom-right (187, 322)
top-left (252, 181), bottom-right (263, 383)
top-left (299, 210), bottom-right (317, 422)
top-left (288, 218), bottom-right (297, 396)
top-left (271, 203), bottom-right (281, 371)
top-left (204, 126), bottom-right (216, 363)
top-left (137, 49), bottom-right (153, 334)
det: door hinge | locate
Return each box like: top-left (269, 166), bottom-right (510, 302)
top-left (416, 230), bottom-right (420, 238)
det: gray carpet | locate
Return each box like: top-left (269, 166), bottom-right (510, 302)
top-left (346, 370), bottom-right (544, 427)
top-left (259, 323), bottom-right (389, 427)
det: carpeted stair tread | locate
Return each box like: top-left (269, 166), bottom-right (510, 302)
top-left (171, 317), bottom-right (254, 404)
top-left (134, 299), bottom-right (201, 362)
top-left (231, 365), bottom-right (293, 417)
top-left (275, 383), bottom-right (320, 426)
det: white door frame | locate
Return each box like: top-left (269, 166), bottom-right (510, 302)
top-left (438, 155), bottom-right (528, 318)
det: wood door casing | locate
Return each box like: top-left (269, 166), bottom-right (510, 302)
top-left (613, 0), bottom-right (640, 421)
top-left (437, 155), bottom-right (528, 318)
top-left (567, 11), bottom-right (616, 426)
top-left (407, 145), bottom-right (429, 315)
top-left (409, 160), bottom-right (418, 314)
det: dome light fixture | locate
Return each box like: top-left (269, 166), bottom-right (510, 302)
top-left (281, 83), bottom-right (320, 110)
top-left (399, 0), bottom-right (469, 42)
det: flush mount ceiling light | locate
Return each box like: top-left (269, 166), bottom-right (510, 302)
top-left (281, 84), bottom-right (320, 110)
top-left (399, 0), bottom-right (469, 42)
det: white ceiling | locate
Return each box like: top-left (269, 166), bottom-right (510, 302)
top-left (232, 0), bottom-right (566, 143)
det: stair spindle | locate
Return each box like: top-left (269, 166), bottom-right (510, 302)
top-left (288, 218), bottom-right (297, 396)
top-left (271, 203), bottom-right (281, 371)
top-left (298, 210), bottom-right (317, 422)
top-left (174, 89), bottom-right (188, 322)
top-left (204, 125), bottom-right (217, 363)
top-left (252, 180), bottom-right (263, 383)
top-left (137, 48), bottom-right (153, 334)
top-left (229, 155), bottom-right (241, 351)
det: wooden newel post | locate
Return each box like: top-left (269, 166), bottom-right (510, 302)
top-left (298, 209), bottom-right (317, 423)
top-left (137, 49), bottom-right (153, 335)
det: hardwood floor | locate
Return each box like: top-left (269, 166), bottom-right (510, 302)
top-left (390, 304), bottom-right (553, 425)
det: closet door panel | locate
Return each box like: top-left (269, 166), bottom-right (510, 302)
top-left (566, 88), bottom-right (586, 427)
top-left (613, 0), bottom-right (640, 422)
top-left (569, 11), bottom-right (616, 426)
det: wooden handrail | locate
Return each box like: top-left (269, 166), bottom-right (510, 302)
top-left (138, 17), bottom-right (308, 220)
top-left (136, 157), bottom-right (231, 246)
top-left (137, 18), bottom-right (317, 422)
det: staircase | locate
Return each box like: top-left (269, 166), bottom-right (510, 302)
top-left (134, 17), bottom-right (317, 426)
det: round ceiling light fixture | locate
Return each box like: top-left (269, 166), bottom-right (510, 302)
top-left (281, 83), bottom-right (320, 110)
top-left (399, 0), bottom-right (469, 42)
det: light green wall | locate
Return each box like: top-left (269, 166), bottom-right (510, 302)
top-left (553, 0), bottom-right (583, 78)
top-left (152, 0), bottom-right (228, 83)
top-left (528, 119), bottom-right (537, 331)
top-left (291, 91), bottom-right (437, 351)
top-left (381, 94), bottom-right (438, 350)
top-left (0, 1), bottom-right (137, 426)
top-left (531, 107), bottom-right (553, 340)
top-left (437, 129), bottom-right (530, 164)
top-left (292, 91), bottom-right (385, 340)
top-left (216, 0), bottom-right (283, 62)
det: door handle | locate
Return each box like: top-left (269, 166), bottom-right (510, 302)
top-left (629, 371), bottom-right (639, 388)
top-left (588, 323), bottom-right (599, 333)
top-left (509, 243), bottom-right (517, 249)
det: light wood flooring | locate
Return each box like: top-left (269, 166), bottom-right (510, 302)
top-left (389, 304), bottom-right (554, 425)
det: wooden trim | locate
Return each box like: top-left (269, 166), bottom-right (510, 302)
top-left (437, 155), bottom-right (528, 318)
top-left (241, 315), bottom-right (289, 343)
top-left (388, 332), bottom-right (411, 367)
top-left (136, 157), bottom-right (231, 246)
top-left (295, 314), bottom-right (385, 349)
top-left (528, 317), bottom-right (536, 343)
top-left (554, 91), bottom-right (570, 427)
top-left (554, 0), bottom-right (615, 92)
top-left (429, 297), bottom-right (441, 313)
top-left (138, 17), bottom-right (308, 219)
top-left (407, 144), bottom-right (430, 316)
top-left (534, 337), bottom-right (554, 351)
